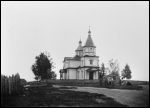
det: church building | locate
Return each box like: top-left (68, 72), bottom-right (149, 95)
top-left (60, 29), bottom-right (99, 80)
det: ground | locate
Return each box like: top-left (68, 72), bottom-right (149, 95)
top-left (1, 81), bottom-right (149, 107)
top-left (2, 85), bottom-right (127, 107)
top-left (54, 85), bottom-right (149, 107)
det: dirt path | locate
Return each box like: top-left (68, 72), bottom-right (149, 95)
top-left (54, 85), bottom-right (149, 107)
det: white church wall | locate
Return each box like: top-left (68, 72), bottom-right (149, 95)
top-left (63, 60), bottom-right (80, 70)
top-left (80, 58), bottom-right (84, 67)
top-left (86, 72), bottom-right (89, 79)
top-left (68, 69), bottom-right (76, 79)
top-left (84, 70), bottom-right (86, 79)
top-left (96, 71), bottom-right (98, 79)
top-left (67, 70), bottom-right (69, 79)
top-left (83, 47), bottom-right (96, 56)
top-left (84, 57), bottom-right (99, 66)
top-left (93, 71), bottom-right (98, 79)
top-left (62, 73), bottom-right (64, 79)
top-left (62, 73), bottom-right (67, 80)
top-left (83, 68), bottom-right (89, 79)
top-left (75, 69), bottom-right (83, 80)
top-left (77, 69), bottom-right (87, 79)
top-left (78, 70), bottom-right (82, 79)
top-left (94, 72), bottom-right (96, 79)
top-left (81, 70), bottom-right (84, 79)
top-left (76, 51), bottom-right (83, 57)
top-left (69, 60), bottom-right (80, 68)
top-left (62, 69), bottom-right (98, 80)
top-left (83, 68), bottom-right (99, 80)
top-left (63, 61), bottom-right (69, 69)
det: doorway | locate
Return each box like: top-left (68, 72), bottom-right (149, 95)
top-left (89, 72), bottom-right (93, 80)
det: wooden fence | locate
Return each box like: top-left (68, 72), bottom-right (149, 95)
top-left (1, 73), bottom-right (23, 96)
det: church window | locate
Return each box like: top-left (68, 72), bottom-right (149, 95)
top-left (89, 60), bottom-right (93, 65)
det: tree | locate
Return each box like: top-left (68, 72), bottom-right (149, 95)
top-left (108, 59), bottom-right (120, 80)
top-left (47, 69), bottom-right (57, 80)
top-left (99, 63), bottom-right (106, 86)
top-left (51, 71), bottom-right (57, 80)
top-left (31, 52), bottom-right (56, 81)
top-left (121, 64), bottom-right (132, 80)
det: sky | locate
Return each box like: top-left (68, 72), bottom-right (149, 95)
top-left (1, 1), bottom-right (149, 81)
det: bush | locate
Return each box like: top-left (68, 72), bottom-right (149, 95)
top-left (126, 81), bottom-right (132, 86)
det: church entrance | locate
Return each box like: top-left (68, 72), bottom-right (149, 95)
top-left (89, 72), bottom-right (93, 80)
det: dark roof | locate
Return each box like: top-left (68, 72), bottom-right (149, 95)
top-left (59, 69), bottom-right (67, 73)
top-left (86, 68), bottom-right (99, 72)
top-left (64, 66), bottom-right (99, 70)
top-left (83, 55), bottom-right (99, 57)
top-left (81, 66), bottom-right (99, 68)
top-left (84, 34), bottom-right (95, 47)
top-left (64, 55), bottom-right (81, 61)
top-left (73, 55), bottom-right (81, 60)
top-left (76, 40), bottom-right (83, 51)
top-left (76, 45), bottom-right (83, 51)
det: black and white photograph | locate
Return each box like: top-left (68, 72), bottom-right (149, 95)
top-left (1, 1), bottom-right (149, 107)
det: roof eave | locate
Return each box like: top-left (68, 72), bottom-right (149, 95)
top-left (83, 46), bottom-right (96, 48)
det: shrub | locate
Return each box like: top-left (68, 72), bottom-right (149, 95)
top-left (126, 81), bottom-right (132, 86)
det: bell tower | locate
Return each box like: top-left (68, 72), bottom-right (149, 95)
top-left (83, 27), bottom-right (96, 56)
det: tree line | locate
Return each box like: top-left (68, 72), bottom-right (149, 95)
top-left (98, 59), bottom-right (132, 87)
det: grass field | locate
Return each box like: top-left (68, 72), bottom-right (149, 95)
top-left (59, 85), bottom-right (149, 107)
top-left (1, 85), bottom-right (127, 107)
top-left (28, 79), bottom-right (148, 90)
top-left (1, 80), bottom-right (149, 107)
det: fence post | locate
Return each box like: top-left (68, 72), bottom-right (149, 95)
top-left (1, 74), bottom-right (23, 96)
top-left (8, 76), bottom-right (11, 95)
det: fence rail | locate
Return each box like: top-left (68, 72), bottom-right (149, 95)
top-left (1, 73), bottom-right (23, 96)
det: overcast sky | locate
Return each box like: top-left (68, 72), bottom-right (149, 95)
top-left (1, 1), bottom-right (149, 81)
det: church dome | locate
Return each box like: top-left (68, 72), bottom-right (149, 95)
top-left (76, 40), bottom-right (83, 51)
top-left (76, 45), bottom-right (83, 51)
